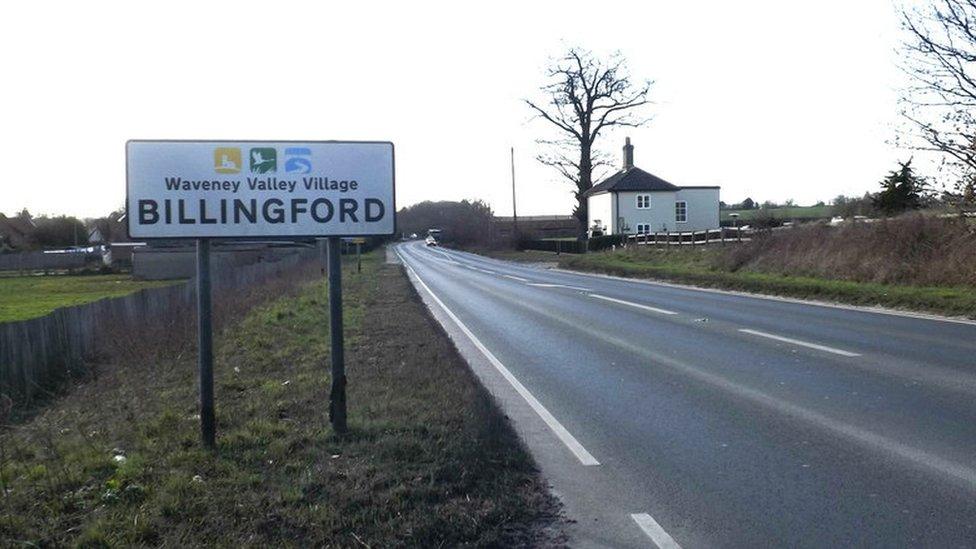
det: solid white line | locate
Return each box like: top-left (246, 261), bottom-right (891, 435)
top-left (396, 249), bottom-right (600, 466)
top-left (589, 294), bottom-right (678, 316)
top-left (527, 283), bottom-right (590, 291)
top-left (738, 328), bottom-right (861, 357)
top-left (503, 274), bottom-right (529, 282)
top-left (631, 513), bottom-right (682, 549)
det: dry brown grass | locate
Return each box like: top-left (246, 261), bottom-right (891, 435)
top-left (0, 252), bottom-right (559, 546)
top-left (718, 214), bottom-right (976, 287)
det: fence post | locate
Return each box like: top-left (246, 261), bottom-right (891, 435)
top-left (738, 226), bottom-right (742, 242)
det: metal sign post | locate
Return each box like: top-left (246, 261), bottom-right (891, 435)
top-left (196, 238), bottom-right (216, 447)
top-left (327, 237), bottom-right (347, 433)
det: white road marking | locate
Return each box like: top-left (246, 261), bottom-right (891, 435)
top-left (527, 283), bottom-right (590, 291)
top-left (551, 267), bottom-right (976, 327)
top-left (492, 289), bottom-right (976, 491)
top-left (631, 513), bottom-right (682, 549)
top-left (589, 294), bottom-right (678, 315)
top-left (428, 247), bottom-right (458, 263)
top-left (738, 328), bottom-right (861, 357)
top-left (503, 274), bottom-right (529, 282)
top-left (397, 249), bottom-right (600, 466)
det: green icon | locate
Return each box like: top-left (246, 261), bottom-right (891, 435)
top-left (249, 148), bottom-right (277, 173)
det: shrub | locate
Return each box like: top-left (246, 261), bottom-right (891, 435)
top-left (715, 213), bottom-right (976, 287)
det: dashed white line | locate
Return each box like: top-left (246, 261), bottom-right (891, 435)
top-left (397, 249), bottom-right (600, 466)
top-left (589, 294), bottom-right (678, 315)
top-left (503, 274), bottom-right (529, 282)
top-left (738, 328), bottom-right (861, 357)
top-left (527, 283), bottom-right (590, 291)
top-left (631, 513), bottom-right (682, 549)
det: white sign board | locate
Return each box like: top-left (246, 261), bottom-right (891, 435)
top-left (126, 140), bottom-right (395, 238)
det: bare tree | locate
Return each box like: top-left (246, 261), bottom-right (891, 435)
top-left (525, 48), bottom-right (652, 235)
top-left (900, 0), bottom-right (976, 210)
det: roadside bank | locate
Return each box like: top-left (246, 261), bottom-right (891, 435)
top-left (0, 251), bottom-right (559, 546)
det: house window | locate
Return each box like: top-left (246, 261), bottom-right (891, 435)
top-left (636, 223), bottom-right (652, 235)
top-left (636, 194), bottom-right (651, 209)
top-left (675, 201), bottom-right (688, 223)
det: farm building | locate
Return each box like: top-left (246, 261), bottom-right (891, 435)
top-left (584, 138), bottom-right (719, 236)
top-left (492, 215), bottom-right (578, 240)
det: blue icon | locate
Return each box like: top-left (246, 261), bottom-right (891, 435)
top-left (284, 147), bottom-right (312, 174)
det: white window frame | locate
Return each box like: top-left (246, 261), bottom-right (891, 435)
top-left (635, 223), bottom-right (651, 235)
top-left (636, 194), bottom-right (651, 209)
top-left (675, 201), bottom-right (688, 223)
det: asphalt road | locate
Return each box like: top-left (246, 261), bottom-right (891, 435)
top-left (394, 241), bottom-right (976, 548)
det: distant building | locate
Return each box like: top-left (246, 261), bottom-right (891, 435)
top-left (583, 138), bottom-right (719, 236)
top-left (87, 212), bottom-right (130, 245)
top-left (492, 215), bottom-right (578, 240)
top-left (0, 211), bottom-right (36, 250)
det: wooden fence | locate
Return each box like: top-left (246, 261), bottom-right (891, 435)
top-left (626, 227), bottom-right (752, 246)
top-left (0, 250), bottom-right (319, 402)
top-left (0, 251), bottom-right (96, 272)
top-left (518, 228), bottom-right (753, 255)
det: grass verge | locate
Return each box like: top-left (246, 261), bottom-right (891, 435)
top-left (560, 250), bottom-right (976, 318)
top-left (0, 274), bottom-right (179, 322)
top-left (0, 251), bottom-right (558, 546)
top-left (457, 246), bottom-right (563, 264)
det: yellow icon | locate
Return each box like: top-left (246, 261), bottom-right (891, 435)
top-left (214, 148), bottom-right (242, 174)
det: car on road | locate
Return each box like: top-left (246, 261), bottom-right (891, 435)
top-left (425, 236), bottom-right (438, 247)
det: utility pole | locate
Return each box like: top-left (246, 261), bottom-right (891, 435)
top-left (511, 147), bottom-right (519, 237)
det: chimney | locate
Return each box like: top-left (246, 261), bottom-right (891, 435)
top-left (623, 137), bottom-right (634, 170)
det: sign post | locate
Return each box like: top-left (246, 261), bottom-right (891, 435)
top-left (327, 237), bottom-right (347, 432)
top-left (196, 238), bottom-right (216, 447)
top-left (127, 140), bottom-right (395, 446)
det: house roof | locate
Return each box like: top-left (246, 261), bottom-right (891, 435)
top-left (0, 214), bottom-right (34, 237)
top-left (583, 167), bottom-right (681, 197)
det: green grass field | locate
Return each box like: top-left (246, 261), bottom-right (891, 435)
top-left (721, 205), bottom-right (831, 221)
top-left (0, 274), bottom-right (179, 322)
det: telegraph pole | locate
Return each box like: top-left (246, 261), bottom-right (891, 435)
top-left (511, 147), bottom-right (519, 236)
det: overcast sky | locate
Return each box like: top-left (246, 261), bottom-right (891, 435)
top-left (2, 1), bottom-right (916, 219)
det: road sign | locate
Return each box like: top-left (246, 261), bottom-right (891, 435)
top-left (126, 140), bottom-right (395, 239)
top-left (125, 139), bottom-right (394, 446)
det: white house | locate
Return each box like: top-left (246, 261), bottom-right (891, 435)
top-left (585, 138), bottom-right (719, 236)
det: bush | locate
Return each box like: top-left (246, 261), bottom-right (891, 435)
top-left (587, 234), bottom-right (625, 251)
top-left (716, 213), bottom-right (976, 287)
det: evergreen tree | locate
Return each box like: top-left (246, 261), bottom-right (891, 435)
top-left (873, 159), bottom-right (926, 215)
